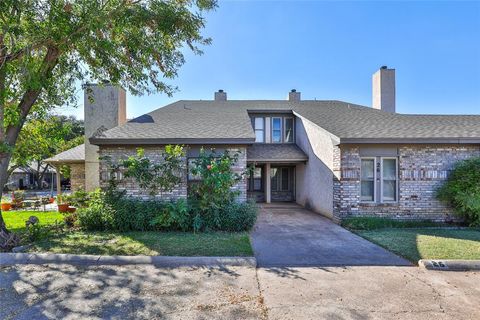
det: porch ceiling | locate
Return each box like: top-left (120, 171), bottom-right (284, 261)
top-left (247, 144), bottom-right (308, 163)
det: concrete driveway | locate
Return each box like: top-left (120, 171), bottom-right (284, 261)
top-left (251, 204), bottom-right (410, 267)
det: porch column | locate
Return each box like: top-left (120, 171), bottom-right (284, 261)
top-left (265, 163), bottom-right (271, 203)
top-left (54, 165), bottom-right (62, 195)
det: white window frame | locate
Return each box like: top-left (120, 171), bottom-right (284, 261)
top-left (254, 117), bottom-right (265, 143)
top-left (360, 157), bottom-right (376, 203)
top-left (380, 157), bottom-right (398, 203)
top-left (271, 117), bottom-right (282, 143)
top-left (284, 117), bottom-right (294, 143)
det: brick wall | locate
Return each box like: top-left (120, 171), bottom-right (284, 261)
top-left (98, 145), bottom-right (247, 202)
top-left (70, 163), bottom-right (86, 191)
top-left (333, 144), bottom-right (480, 221)
top-left (99, 146), bottom-right (188, 200)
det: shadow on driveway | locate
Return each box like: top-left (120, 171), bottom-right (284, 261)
top-left (250, 204), bottom-right (411, 268)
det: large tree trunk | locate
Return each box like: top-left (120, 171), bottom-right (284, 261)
top-left (0, 46), bottom-right (60, 250)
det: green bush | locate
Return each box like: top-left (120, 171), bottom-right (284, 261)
top-left (341, 217), bottom-right (442, 230)
top-left (77, 190), bottom-right (115, 231)
top-left (77, 189), bottom-right (257, 232)
top-left (437, 157), bottom-right (480, 226)
top-left (218, 200), bottom-right (258, 232)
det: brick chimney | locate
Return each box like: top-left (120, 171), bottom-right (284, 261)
top-left (288, 89), bottom-right (301, 101)
top-left (84, 83), bottom-right (126, 191)
top-left (214, 89), bottom-right (227, 101)
top-left (372, 66), bottom-right (395, 113)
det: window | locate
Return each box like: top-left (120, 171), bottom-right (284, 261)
top-left (360, 158), bottom-right (375, 202)
top-left (382, 158), bottom-right (397, 202)
top-left (272, 117), bottom-right (282, 143)
top-left (271, 168), bottom-right (278, 191)
top-left (187, 158), bottom-right (201, 181)
top-left (284, 118), bottom-right (294, 143)
top-left (281, 168), bottom-right (290, 191)
top-left (360, 157), bottom-right (399, 203)
top-left (253, 117), bottom-right (264, 143)
top-left (248, 166), bottom-right (263, 191)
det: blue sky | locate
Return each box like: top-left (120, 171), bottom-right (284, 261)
top-left (60, 0), bottom-right (480, 119)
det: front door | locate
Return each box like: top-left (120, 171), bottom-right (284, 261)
top-left (271, 166), bottom-right (295, 202)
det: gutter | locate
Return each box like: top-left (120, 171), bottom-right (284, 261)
top-left (90, 137), bottom-right (256, 146)
top-left (339, 138), bottom-right (480, 144)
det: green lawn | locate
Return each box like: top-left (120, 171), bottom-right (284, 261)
top-left (28, 231), bottom-right (253, 256)
top-left (358, 228), bottom-right (480, 263)
top-left (3, 210), bottom-right (64, 232)
top-left (4, 209), bottom-right (253, 256)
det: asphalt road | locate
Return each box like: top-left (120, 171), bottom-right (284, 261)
top-left (1, 264), bottom-right (479, 320)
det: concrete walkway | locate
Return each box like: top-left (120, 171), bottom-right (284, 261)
top-left (251, 204), bottom-right (411, 267)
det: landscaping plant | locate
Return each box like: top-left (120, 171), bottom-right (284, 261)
top-left (437, 157), bottom-right (480, 226)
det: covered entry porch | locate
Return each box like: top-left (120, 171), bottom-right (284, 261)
top-left (246, 144), bottom-right (308, 203)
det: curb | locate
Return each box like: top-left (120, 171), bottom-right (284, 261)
top-left (0, 253), bottom-right (257, 268)
top-left (419, 259), bottom-right (480, 271)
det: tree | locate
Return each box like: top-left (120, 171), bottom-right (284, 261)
top-left (0, 0), bottom-right (216, 249)
top-left (9, 114), bottom-right (84, 188)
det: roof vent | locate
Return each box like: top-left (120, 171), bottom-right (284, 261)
top-left (214, 89), bottom-right (227, 101)
top-left (288, 89), bottom-right (301, 101)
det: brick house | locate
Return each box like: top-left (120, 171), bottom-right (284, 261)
top-left (48, 67), bottom-right (480, 222)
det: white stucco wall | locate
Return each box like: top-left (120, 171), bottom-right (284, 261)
top-left (294, 114), bottom-right (338, 218)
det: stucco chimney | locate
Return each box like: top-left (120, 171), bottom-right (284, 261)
top-left (372, 66), bottom-right (395, 113)
top-left (288, 89), bottom-right (301, 101)
top-left (84, 83), bottom-right (126, 191)
top-left (214, 89), bottom-right (227, 101)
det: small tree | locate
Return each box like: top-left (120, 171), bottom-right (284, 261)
top-left (437, 157), bottom-right (480, 226)
top-left (121, 146), bottom-right (185, 197)
top-left (189, 148), bottom-right (246, 230)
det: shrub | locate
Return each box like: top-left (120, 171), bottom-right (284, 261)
top-left (218, 201), bottom-right (258, 232)
top-left (341, 217), bottom-right (443, 230)
top-left (150, 198), bottom-right (192, 231)
top-left (437, 157), bottom-right (480, 226)
top-left (69, 189), bottom-right (90, 208)
top-left (77, 190), bottom-right (115, 231)
top-left (190, 148), bottom-right (245, 212)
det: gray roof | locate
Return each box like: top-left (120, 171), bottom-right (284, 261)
top-left (44, 144), bottom-right (85, 163)
top-left (90, 100), bottom-right (480, 145)
top-left (247, 144), bottom-right (308, 163)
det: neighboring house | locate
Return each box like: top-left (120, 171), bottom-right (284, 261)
top-left (6, 163), bottom-right (57, 191)
top-left (48, 67), bottom-right (480, 222)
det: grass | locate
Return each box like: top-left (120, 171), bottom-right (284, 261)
top-left (3, 209), bottom-right (253, 256)
top-left (27, 231), bottom-right (253, 256)
top-left (357, 228), bottom-right (480, 263)
top-left (3, 210), bottom-right (64, 232)
top-left (341, 216), bottom-right (448, 230)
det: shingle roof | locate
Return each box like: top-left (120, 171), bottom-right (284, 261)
top-left (44, 144), bottom-right (85, 163)
top-left (247, 144), bottom-right (308, 162)
top-left (90, 100), bottom-right (480, 145)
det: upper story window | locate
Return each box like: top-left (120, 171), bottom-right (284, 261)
top-left (272, 117), bottom-right (282, 143)
top-left (253, 117), bottom-right (264, 143)
top-left (284, 117), bottom-right (294, 143)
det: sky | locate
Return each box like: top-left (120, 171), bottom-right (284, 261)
top-left (58, 0), bottom-right (480, 119)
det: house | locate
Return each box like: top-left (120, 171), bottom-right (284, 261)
top-left (6, 163), bottom-right (57, 191)
top-left (48, 66), bottom-right (480, 222)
